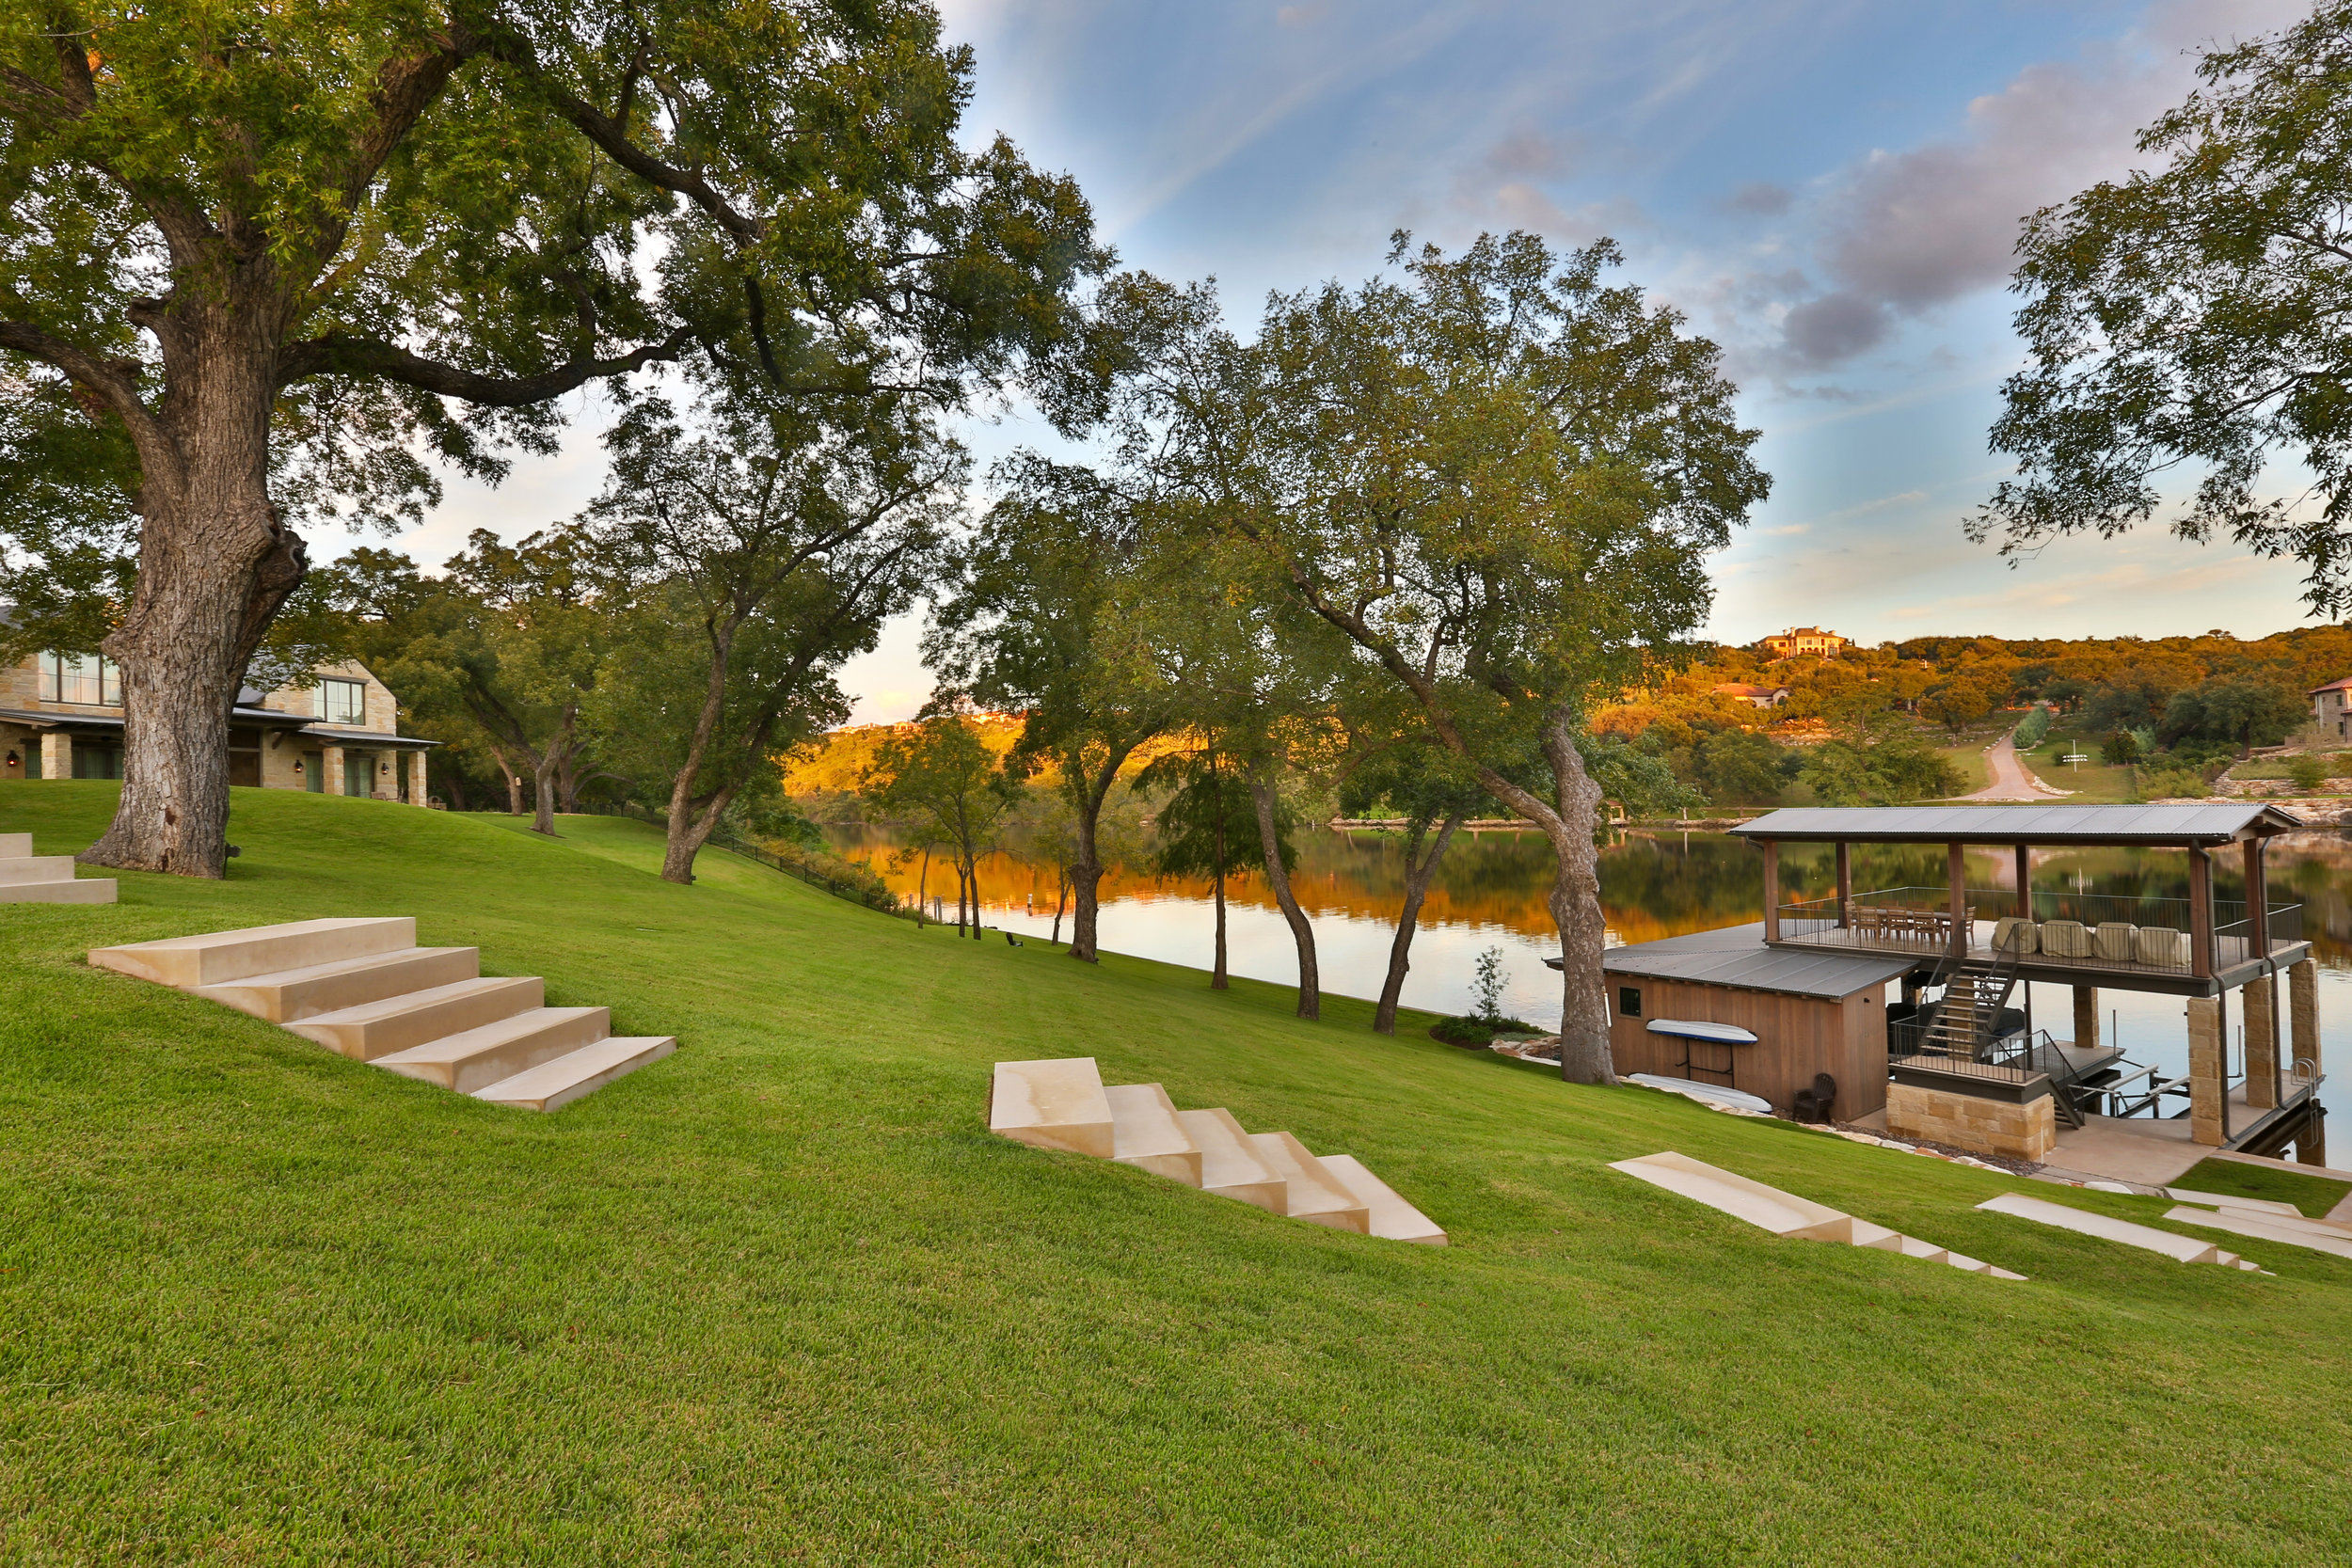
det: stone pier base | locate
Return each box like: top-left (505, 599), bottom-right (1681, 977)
top-left (1887, 1081), bottom-right (2057, 1163)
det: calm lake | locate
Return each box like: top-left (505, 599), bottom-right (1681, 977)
top-left (825, 822), bottom-right (2352, 1130)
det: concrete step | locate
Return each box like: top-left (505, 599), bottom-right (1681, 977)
top-left (1978, 1192), bottom-right (2261, 1268)
top-left (193, 946), bottom-right (481, 1023)
top-left (1172, 1109), bottom-right (1287, 1214)
top-left (0, 878), bottom-right (116, 905)
top-left (2164, 1204), bottom-right (2352, 1259)
top-left (1104, 1083), bottom-right (1202, 1185)
top-left (373, 1006), bottom-right (611, 1094)
top-left (989, 1056), bottom-right (1115, 1159)
top-left (0, 832), bottom-right (33, 857)
top-left (472, 1036), bottom-right (675, 1112)
top-left (93, 917), bottom-right (415, 987)
top-left (0, 855), bottom-right (77, 885)
top-left (1246, 1131), bottom-right (1371, 1234)
top-left (286, 974), bottom-right (543, 1061)
top-left (1315, 1154), bottom-right (1446, 1245)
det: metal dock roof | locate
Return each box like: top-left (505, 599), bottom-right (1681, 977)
top-left (1728, 803), bottom-right (2306, 846)
top-left (1600, 923), bottom-right (1916, 1000)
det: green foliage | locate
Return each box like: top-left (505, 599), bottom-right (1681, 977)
top-left (1797, 725), bottom-right (1968, 806)
top-left (2289, 753), bottom-right (2330, 792)
top-left (1683, 728), bottom-right (1791, 804)
top-left (2099, 729), bottom-right (2145, 766)
top-left (1919, 682), bottom-right (1992, 734)
top-left (2011, 705), bottom-right (2051, 748)
top-left (1138, 749), bottom-right (1273, 883)
top-left (2158, 675), bottom-right (2306, 752)
top-left (1470, 947), bottom-right (1506, 1025)
top-left (1975, 3), bottom-right (2352, 614)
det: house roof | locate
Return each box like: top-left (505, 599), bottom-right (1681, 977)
top-left (1602, 923), bottom-right (1915, 1000)
top-left (0, 707), bottom-right (437, 748)
top-left (1729, 802), bottom-right (2304, 846)
top-left (2310, 676), bottom-right (2352, 694)
top-left (1711, 682), bottom-right (1788, 697)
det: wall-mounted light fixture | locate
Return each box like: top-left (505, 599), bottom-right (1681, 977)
top-left (5, 751), bottom-right (17, 767)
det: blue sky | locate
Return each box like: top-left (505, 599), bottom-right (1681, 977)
top-left (404, 0), bottom-right (2324, 721)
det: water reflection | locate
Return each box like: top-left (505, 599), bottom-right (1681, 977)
top-left (826, 822), bottom-right (2352, 1130)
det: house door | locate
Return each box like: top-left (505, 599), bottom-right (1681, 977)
top-left (303, 752), bottom-right (325, 792)
top-left (344, 752), bottom-right (373, 799)
top-left (71, 742), bottom-right (123, 780)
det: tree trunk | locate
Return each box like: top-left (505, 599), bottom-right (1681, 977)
top-left (482, 740), bottom-right (525, 816)
top-left (914, 845), bottom-right (931, 928)
top-left (82, 350), bottom-right (308, 878)
top-left (659, 785), bottom-right (739, 883)
top-left (1248, 772), bottom-right (1318, 1020)
top-left (1374, 813), bottom-right (1465, 1035)
top-left (1063, 748), bottom-right (1134, 964)
top-left (1473, 721), bottom-right (1612, 1084)
top-left (529, 707), bottom-right (574, 836)
top-left (1051, 866), bottom-right (1069, 945)
top-left (1211, 801), bottom-right (1229, 990)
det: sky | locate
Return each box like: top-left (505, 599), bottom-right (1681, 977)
top-left (398, 0), bottom-right (2325, 722)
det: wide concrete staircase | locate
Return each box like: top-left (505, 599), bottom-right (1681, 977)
top-left (0, 832), bottom-right (115, 904)
top-left (988, 1057), bottom-right (1446, 1244)
top-left (91, 917), bottom-right (673, 1111)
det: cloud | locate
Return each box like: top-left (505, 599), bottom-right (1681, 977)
top-left (1722, 180), bottom-right (1793, 215)
top-left (1775, 0), bottom-right (2311, 370)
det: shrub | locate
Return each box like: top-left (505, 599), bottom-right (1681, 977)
top-left (2100, 729), bottom-right (2144, 765)
top-left (2289, 754), bottom-right (2329, 793)
top-left (2137, 764), bottom-right (2212, 800)
top-left (2012, 705), bottom-right (2051, 749)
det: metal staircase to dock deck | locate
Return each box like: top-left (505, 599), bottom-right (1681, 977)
top-left (91, 918), bottom-right (673, 1111)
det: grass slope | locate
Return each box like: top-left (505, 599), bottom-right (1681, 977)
top-left (2175, 1157), bottom-right (2352, 1219)
top-left (5, 784), bottom-right (2350, 1565)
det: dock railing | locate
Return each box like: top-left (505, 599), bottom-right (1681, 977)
top-left (1775, 885), bottom-right (2301, 978)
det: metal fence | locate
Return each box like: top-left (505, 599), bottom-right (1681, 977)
top-left (1776, 884), bottom-right (2302, 975)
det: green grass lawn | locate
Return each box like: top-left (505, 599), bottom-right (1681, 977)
top-left (2022, 736), bottom-right (2141, 802)
top-left (7, 784), bottom-right (2352, 1563)
top-left (2175, 1157), bottom-right (2352, 1219)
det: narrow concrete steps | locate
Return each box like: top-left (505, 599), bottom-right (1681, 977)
top-left (1175, 1108), bottom-right (1289, 1214)
top-left (1613, 1152), bottom-right (2026, 1279)
top-left (0, 854), bottom-right (83, 885)
top-left (0, 831), bottom-right (115, 903)
top-left (95, 917), bottom-right (415, 986)
top-left (195, 946), bottom-right (481, 1022)
top-left (1248, 1131), bottom-right (1371, 1234)
top-left (990, 1059), bottom-right (1442, 1243)
top-left (1977, 1192), bottom-right (2264, 1270)
top-left (90, 918), bottom-right (673, 1113)
top-left (2163, 1202), bottom-right (2352, 1259)
top-left (373, 1006), bottom-right (610, 1093)
top-left (474, 1036), bottom-right (675, 1112)
top-left (1106, 1083), bottom-right (1202, 1186)
top-left (288, 975), bottom-right (544, 1061)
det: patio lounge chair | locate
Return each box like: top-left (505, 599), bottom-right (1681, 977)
top-left (1992, 917), bottom-right (2038, 955)
top-left (2040, 920), bottom-right (2091, 958)
top-left (2092, 922), bottom-right (2137, 962)
top-left (2135, 927), bottom-right (2186, 966)
top-left (1792, 1072), bottom-right (1836, 1124)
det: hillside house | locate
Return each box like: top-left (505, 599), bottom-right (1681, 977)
top-left (1759, 626), bottom-right (1848, 659)
top-left (0, 651), bottom-right (435, 801)
top-left (1712, 682), bottom-right (1791, 709)
top-left (2311, 675), bottom-right (2352, 740)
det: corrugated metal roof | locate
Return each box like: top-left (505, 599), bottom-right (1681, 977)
top-left (1728, 803), bottom-right (2305, 845)
top-left (1600, 922), bottom-right (1916, 999)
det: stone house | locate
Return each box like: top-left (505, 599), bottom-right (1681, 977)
top-left (0, 649), bottom-right (436, 801)
top-left (2310, 675), bottom-right (2352, 741)
top-left (1759, 626), bottom-right (1848, 659)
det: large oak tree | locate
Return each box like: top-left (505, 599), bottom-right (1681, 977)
top-left (0, 0), bottom-right (1103, 875)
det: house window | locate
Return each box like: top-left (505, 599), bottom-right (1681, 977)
top-left (1618, 986), bottom-right (1643, 1018)
top-left (317, 678), bottom-right (365, 725)
top-left (39, 652), bottom-right (119, 706)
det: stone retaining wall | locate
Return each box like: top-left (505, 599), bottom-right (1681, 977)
top-left (1885, 1082), bottom-right (2057, 1162)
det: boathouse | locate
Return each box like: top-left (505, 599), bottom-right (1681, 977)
top-left (1602, 803), bottom-right (2326, 1179)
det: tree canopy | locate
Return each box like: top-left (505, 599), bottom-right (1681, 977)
top-left (1974, 2), bottom-right (2352, 615)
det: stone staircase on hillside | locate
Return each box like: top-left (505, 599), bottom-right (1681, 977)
top-left (91, 917), bottom-right (672, 1111)
top-left (989, 1057), bottom-right (1447, 1244)
top-left (0, 832), bottom-right (115, 904)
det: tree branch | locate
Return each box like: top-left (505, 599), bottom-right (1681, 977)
top-left (278, 327), bottom-right (694, 404)
top-left (0, 319), bottom-right (175, 482)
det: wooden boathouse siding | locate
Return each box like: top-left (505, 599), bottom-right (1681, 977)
top-left (1607, 975), bottom-right (1890, 1120)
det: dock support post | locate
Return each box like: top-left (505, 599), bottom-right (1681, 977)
top-left (2187, 847), bottom-right (2213, 980)
top-left (2245, 974), bottom-right (2279, 1110)
top-left (2014, 845), bottom-right (2031, 919)
top-left (2187, 996), bottom-right (2225, 1147)
top-left (1761, 839), bottom-right (1780, 942)
top-left (1835, 842), bottom-right (1851, 928)
top-left (2073, 987), bottom-right (2098, 1053)
top-left (2244, 838), bottom-right (2269, 958)
top-left (1947, 842), bottom-right (1968, 958)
